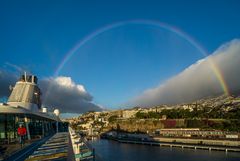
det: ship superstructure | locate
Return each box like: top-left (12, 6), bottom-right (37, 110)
top-left (0, 73), bottom-right (67, 142)
top-left (7, 74), bottom-right (42, 111)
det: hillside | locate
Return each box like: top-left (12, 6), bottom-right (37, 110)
top-left (69, 95), bottom-right (240, 135)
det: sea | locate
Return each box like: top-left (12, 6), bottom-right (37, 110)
top-left (89, 139), bottom-right (240, 161)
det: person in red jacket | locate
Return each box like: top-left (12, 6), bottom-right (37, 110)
top-left (17, 124), bottom-right (27, 148)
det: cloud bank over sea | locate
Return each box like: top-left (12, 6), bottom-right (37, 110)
top-left (129, 39), bottom-right (240, 107)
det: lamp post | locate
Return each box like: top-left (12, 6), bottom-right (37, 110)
top-left (24, 116), bottom-right (31, 140)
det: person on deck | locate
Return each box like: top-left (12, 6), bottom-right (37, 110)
top-left (17, 124), bottom-right (27, 148)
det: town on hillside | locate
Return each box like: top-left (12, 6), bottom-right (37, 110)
top-left (68, 94), bottom-right (240, 145)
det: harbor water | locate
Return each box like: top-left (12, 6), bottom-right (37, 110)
top-left (89, 139), bottom-right (240, 161)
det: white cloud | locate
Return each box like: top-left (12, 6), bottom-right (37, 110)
top-left (55, 77), bottom-right (86, 92)
top-left (39, 76), bottom-right (102, 113)
top-left (129, 39), bottom-right (240, 107)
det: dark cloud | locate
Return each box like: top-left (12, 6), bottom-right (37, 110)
top-left (39, 77), bottom-right (102, 113)
top-left (0, 70), bottom-right (17, 97)
top-left (130, 39), bottom-right (240, 107)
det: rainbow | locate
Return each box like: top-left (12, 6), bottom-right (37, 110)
top-left (54, 19), bottom-right (230, 95)
top-left (207, 57), bottom-right (230, 95)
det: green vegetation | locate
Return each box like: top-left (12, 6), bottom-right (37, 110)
top-left (108, 115), bottom-right (118, 122)
top-left (93, 121), bottom-right (105, 126)
top-left (135, 111), bottom-right (157, 119)
top-left (134, 108), bottom-right (240, 132)
top-left (186, 119), bottom-right (240, 132)
top-left (135, 107), bottom-right (240, 119)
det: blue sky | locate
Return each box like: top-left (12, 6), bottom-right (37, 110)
top-left (1, 0), bottom-right (240, 109)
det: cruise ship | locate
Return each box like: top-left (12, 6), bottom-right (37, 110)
top-left (0, 74), bottom-right (94, 161)
top-left (0, 73), bottom-right (67, 142)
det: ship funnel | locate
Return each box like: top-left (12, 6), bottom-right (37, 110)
top-left (7, 73), bottom-right (41, 112)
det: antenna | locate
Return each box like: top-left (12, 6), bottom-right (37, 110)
top-left (24, 71), bottom-right (27, 82)
top-left (9, 85), bottom-right (13, 91)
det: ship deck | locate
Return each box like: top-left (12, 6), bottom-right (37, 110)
top-left (25, 132), bottom-right (70, 161)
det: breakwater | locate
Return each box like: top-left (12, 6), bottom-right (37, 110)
top-left (101, 135), bottom-right (240, 153)
top-left (117, 139), bottom-right (240, 152)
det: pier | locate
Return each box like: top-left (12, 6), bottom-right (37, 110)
top-left (117, 139), bottom-right (240, 152)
